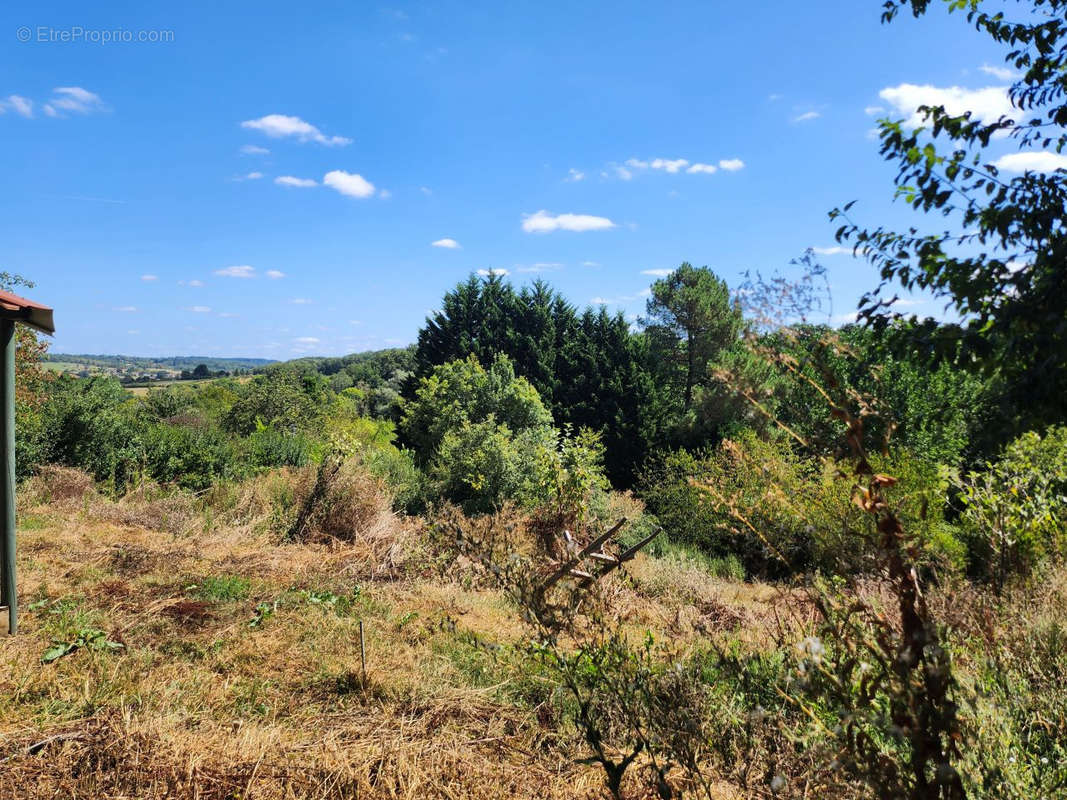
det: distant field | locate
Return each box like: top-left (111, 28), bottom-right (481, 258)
top-left (126, 375), bottom-right (252, 395)
top-left (42, 361), bottom-right (89, 373)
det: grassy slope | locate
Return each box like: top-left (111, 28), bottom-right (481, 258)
top-left (0, 479), bottom-right (777, 799)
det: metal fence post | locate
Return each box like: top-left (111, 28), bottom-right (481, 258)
top-left (1, 318), bottom-right (16, 635)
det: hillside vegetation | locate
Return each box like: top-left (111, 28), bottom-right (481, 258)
top-left (6, 2), bottom-right (1067, 797)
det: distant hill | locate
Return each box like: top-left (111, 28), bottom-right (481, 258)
top-left (46, 354), bottom-right (276, 373)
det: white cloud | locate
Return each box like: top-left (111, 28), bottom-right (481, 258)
top-left (275, 175), bottom-right (317, 188)
top-left (477, 268), bottom-right (509, 276)
top-left (626, 157), bottom-right (689, 173)
top-left (140, 274), bottom-right (158, 282)
top-left (188, 306), bottom-right (212, 313)
top-left (718, 158), bottom-right (745, 171)
top-left (811, 246), bottom-right (851, 256)
top-left (114, 306), bottom-right (138, 312)
top-left (291, 298), bottom-right (313, 305)
top-left (295, 336), bottom-right (319, 344)
top-left (792, 110), bottom-right (821, 123)
top-left (2, 95), bottom-right (33, 118)
top-left (582, 261), bottom-right (601, 267)
top-left (215, 265), bottom-right (256, 278)
top-left (768, 93), bottom-right (784, 102)
top-left (516, 262), bottom-right (563, 273)
top-left (651, 158), bottom-right (688, 173)
top-left (522, 210), bottom-right (616, 233)
top-left (992, 151), bottom-right (1067, 173)
top-left (265, 269), bottom-right (285, 279)
top-left (43, 87), bottom-right (105, 117)
top-left (241, 114), bottom-right (351, 146)
top-left (879, 83), bottom-right (1018, 128)
top-left (864, 105), bottom-right (886, 116)
top-left (979, 64), bottom-right (1019, 81)
top-left (432, 238), bottom-right (461, 249)
top-left (240, 144), bottom-right (270, 155)
top-left (687, 163), bottom-right (717, 174)
top-left (180, 279), bottom-right (205, 287)
top-left (641, 268), bottom-right (673, 277)
top-left (245, 171), bottom-right (264, 180)
top-left (323, 170), bottom-right (376, 198)
top-left (566, 168), bottom-right (585, 182)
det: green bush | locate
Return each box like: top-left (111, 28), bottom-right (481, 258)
top-left (957, 425), bottom-right (1067, 587)
top-left (141, 421), bottom-right (240, 491)
top-left (401, 353), bottom-right (553, 461)
top-left (640, 431), bottom-right (962, 578)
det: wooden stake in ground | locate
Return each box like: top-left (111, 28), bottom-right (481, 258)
top-left (359, 620), bottom-right (367, 687)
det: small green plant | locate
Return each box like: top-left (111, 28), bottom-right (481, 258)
top-left (41, 628), bottom-right (124, 664)
top-left (190, 574), bottom-right (251, 602)
top-left (249, 601), bottom-right (276, 628)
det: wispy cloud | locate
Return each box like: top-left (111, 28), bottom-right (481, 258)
top-left (275, 175), bottom-right (317, 188)
top-left (0, 95), bottom-right (33, 118)
top-left (979, 64), bottom-right (1019, 81)
top-left (864, 105), bottom-right (886, 116)
top-left (188, 306), bottom-right (212, 313)
top-left (241, 114), bottom-right (351, 146)
top-left (992, 151), bottom-right (1067, 173)
top-left (214, 265), bottom-right (256, 278)
top-left (323, 170), bottom-right (376, 198)
top-left (179, 279), bottom-right (205, 287)
top-left (265, 269), bottom-right (285, 279)
top-left (641, 268), bottom-right (673, 277)
top-left (686, 163), bottom-right (717, 174)
top-left (477, 268), bottom-right (509, 276)
top-left (566, 168), bottom-right (585, 182)
top-left (114, 306), bottom-right (138, 313)
top-left (718, 158), bottom-right (745, 171)
top-left (792, 110), bottom-right (821, 123)
top-left (432, 238), bottom-right (461, 249)
top-left (141, 274), bottom-right (158, 282)
top-left (43, 87), bottom-right (106, 117)
top-left (291, 298), bottom-right (313, 305)
top-left (516, 262), bottom-right (563, 273)
top-left (522, 210), bottom-right (616, 233)
top-left (294, 336), bottom-right (319, 344)
top-left (240, 144), bottom-right (270, 156)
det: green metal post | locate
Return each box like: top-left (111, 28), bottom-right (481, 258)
top-left (0, 319), bottom-right (15, 635)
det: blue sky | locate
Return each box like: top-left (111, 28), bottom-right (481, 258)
top-left (0, 1), bottom-right (1041, 358)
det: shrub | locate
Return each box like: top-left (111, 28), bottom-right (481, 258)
top-left (245, 424), bottom-right (312, 470)
top-left (401, 353), bottom-right (553, 461)
top-left (640, 431), bottom-right (962, 579)
top-left (957, 425), bottom-right (1067, 588)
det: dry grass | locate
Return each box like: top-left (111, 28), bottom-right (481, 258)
top-left (1, 469), bottom-right (782, 799)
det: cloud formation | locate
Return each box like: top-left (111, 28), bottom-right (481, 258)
top-left (432, 238), bottom-right (461, 249)
top-left (0, 95), bottom-right (33, 117)
top-left (522, 210), bottom-right (616, 233)
top-left (214, 265), bottom-right (256, 278)
top-left (241, 114), bottom-right (351, 146)
top-left (992, 151), bottom-right (1067, 173)
top-left (275, 175), bottom-right (317, 188)
top-left (878, 83), bottom-right (1018, 128)
top-left (44, 87), bottom-right (105, 117)
top-left (323, 170), bottom-right (375, 198)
